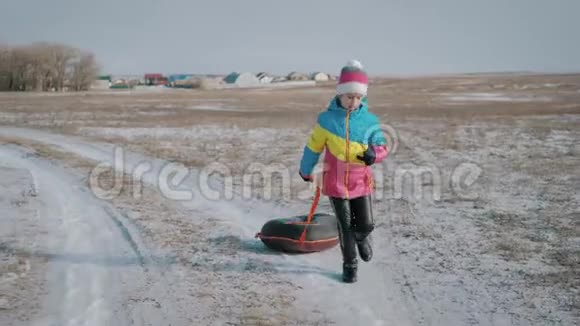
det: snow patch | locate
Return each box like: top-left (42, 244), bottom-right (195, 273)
top-left (185, 104), bottom-right (247, 112)
top-left (0, 145), bottom-right (180, 326)
top-left (77, 126), bottom-right (296, 143)
top-left (443, 92), bottom-right (552, 103)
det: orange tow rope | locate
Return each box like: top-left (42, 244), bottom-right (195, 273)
top-left (299, 186), bottom-right (321, 243)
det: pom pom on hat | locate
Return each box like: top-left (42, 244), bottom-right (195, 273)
top-left (337, 59), bottom-right (368, 96)
top-left (346, 59), bottom-right (363, 70)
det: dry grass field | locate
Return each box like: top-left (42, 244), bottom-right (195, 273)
top-left (0, 73), bottom-right (579, 325)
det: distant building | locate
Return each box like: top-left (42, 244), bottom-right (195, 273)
top-left (167, 74), bottom-right (196, 87)
top-left (256, 72), bottom-right (274, 84)
top-left (111, 75), bottom-right (142, 88)
top-left (144, 73), bottom-right (167, 86)
top-left (168, 74), bottom-right (194, 82)
top-left (224, 72), bottom-right (260, 87)
top-left (287, 72), bottom-right (309, 81)
top-left (311, 72), bottom-right (330, 82)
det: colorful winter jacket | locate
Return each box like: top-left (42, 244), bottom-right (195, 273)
top-left (299, 97), bottom-right (389, 199)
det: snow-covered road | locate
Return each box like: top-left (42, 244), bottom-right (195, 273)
top-left (1, 124), bottom-right (577, 325)
top-left (0, 127), bottom-right (423, 325)
top-left (0, 145), bottom-right (190, 326)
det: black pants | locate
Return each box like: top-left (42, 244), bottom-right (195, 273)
top-left (329, 195), bottom-right (374, 264)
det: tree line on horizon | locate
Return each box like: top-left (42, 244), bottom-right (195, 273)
top-left (0, 42), bottom-right (100, 92)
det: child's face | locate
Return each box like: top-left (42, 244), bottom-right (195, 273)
top-left (339, 93), bottom-right (363, 110)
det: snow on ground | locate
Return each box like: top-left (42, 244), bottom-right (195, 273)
top-left (0, 128), bottom-right (419, 325)
top-left (0, 145), bottom-right (187, 326)
top-left (77, 126), bottom-right (299, 146)
top-left (442, 93), bottom-right (552, 103)
top-left (185, 104), bottom-right (248, 112)
top-left (1, 75), bottom-right (579, 325)
top-left (150, 103), bottom-right (248, 112)
top-left (0, 164), bottom-right (44, 324)
top-left (0, 141), bottom-right (311, 325)
top-left (130, 98), bottom-right (240, 103)
top-left (384, 115), bottom-right (580, 325)
top-left (1, 119), bottom-right (578, 325)
top-left (76, 125), bottom-right (304, 172)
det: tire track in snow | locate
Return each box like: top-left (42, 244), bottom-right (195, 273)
top-left (0, 144), bottom-right (182, 326)
top-left (103, 206), bottom-right (146, 268)
top-left (0, 127), bottom-right (420, 325)
top-left (0, 136), bottom-right (307, 324)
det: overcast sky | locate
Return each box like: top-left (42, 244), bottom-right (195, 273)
top-left (1, 0), bottom-right (579, 75)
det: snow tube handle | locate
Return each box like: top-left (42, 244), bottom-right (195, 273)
top-left (299, 186), bottom-right (321, 243)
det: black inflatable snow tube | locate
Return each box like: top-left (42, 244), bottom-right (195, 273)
top-left (256, 213), bottom-right (339, 253)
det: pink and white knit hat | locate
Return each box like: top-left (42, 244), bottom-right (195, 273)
top-left (336, 59), bottom-right (368, 96)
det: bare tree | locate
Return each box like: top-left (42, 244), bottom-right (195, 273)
top-left (26, 43), bottom-right (48, 91)
top-left (40, 43), bottom-right (77, 91)
top-left (0, 45), bottom-right (11, 90)
top-left (0, 42), bottom-right (99, 92)
top-left (31, 42), bottom-right (57, 91)
top-left (69, 52), bottom-right (99, 91)
top-left (9, 46), bottom-right (33, 91)
top-left (5, 44), bottom-right (43, 91)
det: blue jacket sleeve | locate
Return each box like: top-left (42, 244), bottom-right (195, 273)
top-left (299, 115), bottom-right (327, 176)
top-left (368, 114), bottom-right (387, 145)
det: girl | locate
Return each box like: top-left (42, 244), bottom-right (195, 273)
top-left (299, 60), bottom-right (389, 283)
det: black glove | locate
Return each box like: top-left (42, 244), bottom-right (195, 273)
top-left (299, 171), bottom-right (313, 182)
top-left (357, 146), bottom-right (376, 166)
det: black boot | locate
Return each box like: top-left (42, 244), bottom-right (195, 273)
top-left (351, 195), bottom-right (375, 263)
top-left (342, 262), bottom-right (358, 283)
top-left (357, 237), bottom-right (373, 262)
top-left (330, 197), bottom-right (359, 283)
